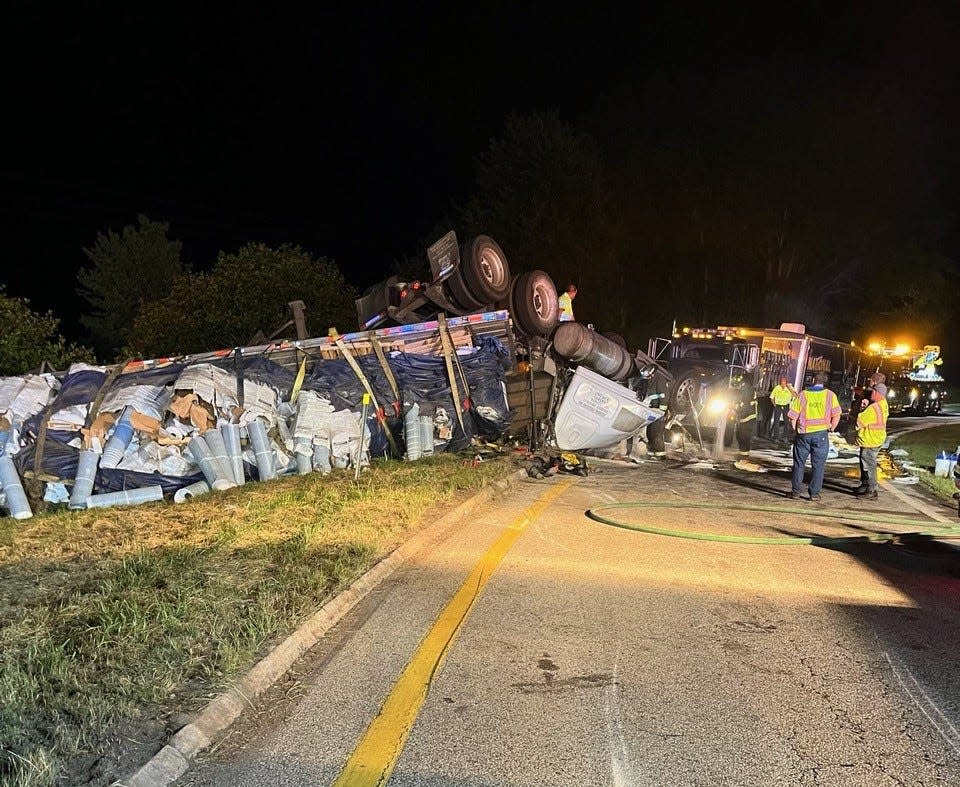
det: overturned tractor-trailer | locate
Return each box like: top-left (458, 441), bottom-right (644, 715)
top-left (0, 230), bottom-right (673, 521)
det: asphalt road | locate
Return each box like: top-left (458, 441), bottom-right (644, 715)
top-left (181, 431), bottom-right (960, 787)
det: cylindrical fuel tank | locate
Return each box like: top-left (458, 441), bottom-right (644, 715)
top-left (552, 322), bottom-right (637, 381)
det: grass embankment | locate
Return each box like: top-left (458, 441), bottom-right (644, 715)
top-left (0, 455), bottom-right (513, 787)
top-left (890, 424), bottom-right (960, 502)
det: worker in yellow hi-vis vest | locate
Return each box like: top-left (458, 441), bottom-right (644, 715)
top-left (854, 382), bottom-right (888, 500)
top-left (558, 284), bottom-right (577, 322)
top-left (768, 375), bottom-right (798, 443)
top-left (787, 371), bottom-right (841, 501)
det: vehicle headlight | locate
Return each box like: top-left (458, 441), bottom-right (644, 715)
top-left (887, 389), bottom-right (896, 398)
top-left (910, 389), bottom-right (919, 400)
top-left (930, 390), bottom-right (938, 399)
top-left (706, 397), bottom-right (729, 415)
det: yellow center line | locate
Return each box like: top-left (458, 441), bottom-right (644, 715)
top-left (333, 479), bottom-right (575, 787)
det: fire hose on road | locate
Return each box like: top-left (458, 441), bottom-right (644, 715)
top-left (586, 500), bottom-right (960, 545)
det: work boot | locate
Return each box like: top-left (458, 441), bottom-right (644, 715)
top-left (810, 493), bottom-right (823, 502)
top-left (853, 486), bottom-right (870, 496)
top-left (861, 490), bottom-right (878, 501)
top-left (786, 491), bottom-right (801, 500)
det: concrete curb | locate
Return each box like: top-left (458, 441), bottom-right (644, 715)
top-left (115, 468), bottom-right (525, 787)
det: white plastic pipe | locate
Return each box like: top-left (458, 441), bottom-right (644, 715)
top-left (294, 437), bottom-right (313, 475)
top-left (419, 414), bottom-right (434, 456)
top-left (247, 420), bottom-right (277, 481)
top-left (0, 454), bottom-right (32, 520)
top-left (222, 423), bottom-right (245, 485)
top-left (404, 403), bottom-right (421, 461)
top-left (85, 485), bottom-right (164, 509)
top-left (188, 437), bottom-right (236, 491)
top-left (174, 480), bottom-right (212, 504)
top-left (312, 443), bottom-right (331, 475)
top-left (69, 449), bottom-right (100, 510)
top-left (100, 406), bottom-right (135, 469)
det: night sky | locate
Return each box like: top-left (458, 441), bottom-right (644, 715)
top-left (2, 2), bottom-right (958, 342)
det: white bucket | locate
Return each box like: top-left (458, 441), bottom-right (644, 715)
top-left (934, 456), bottom-right (951, 477)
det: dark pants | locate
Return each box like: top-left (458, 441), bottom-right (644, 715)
top-left (736, 418), bottom-right (754, 453)
top-left (770, 404), bottom-right (791, 440)
top-left (859, 446), bottom-right (880, 492)
top-left (792, 431), bottom-right (829, 496)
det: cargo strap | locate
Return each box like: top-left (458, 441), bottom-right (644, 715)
top-left (290, 354), bottom-right (307, 404)
top-left (330, 329), bottom-right (400, 456)
top-left (437, 314), bottom-right (466, 434)
top-left (369, 335), bottom-right (400, 415)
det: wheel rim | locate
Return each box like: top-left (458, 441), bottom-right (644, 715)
top-left (674, 378), bottom-right (697, 411)
top-left (532, 287), bottom-right (545, 317)
top-left (478, 248), bottom-right (506, 288)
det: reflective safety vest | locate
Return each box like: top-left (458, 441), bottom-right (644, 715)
top-left (789, 387), bottom-right (840, 433)
top-left (558, 292), bottom-right (574, 321)
top-left (856, 399), bottom-right (888, 448)
top-left (770, 384), bottom-right (795, 406)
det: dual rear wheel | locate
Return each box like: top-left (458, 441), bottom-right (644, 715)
top-left (445, 236), bottom-right (559, 338)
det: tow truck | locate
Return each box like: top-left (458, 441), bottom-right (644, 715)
top-left (862, 343), bottom-right (948, 415)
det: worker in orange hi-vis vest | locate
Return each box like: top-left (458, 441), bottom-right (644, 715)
top-left (787, 371), bottom-right (842, 502)
top-left (558, 284), bottom-right (577, 322)
top-left (853, 382), bottom-right (889, 501)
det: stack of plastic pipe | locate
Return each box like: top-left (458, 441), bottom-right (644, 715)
top-left (202, 429), bottom-right (237, 486)
top-left (100, 407), bottom-right (135, 468)
top-left (69, 449), bottom-right (100, 510)
top-left (247, 420), bottom-right (277, 481)
top-left (222, 424), bottom-right (245, 485)
top-left (0, 454), bottom-right (32, 520)
top-left (188, 436), bottom-right (236, 491)
top-left (86, 486), bottom-right (164, 509)
top-left (404, 403), bottom-right (421, 461)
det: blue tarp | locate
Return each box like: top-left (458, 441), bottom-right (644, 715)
top-left (9, 337), bottom-right (513, 499)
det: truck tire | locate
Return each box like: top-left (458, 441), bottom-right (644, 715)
top-left (446, 267), bottom-right (489, 314)
top-left (668, 370), bottom-right (703, 415)
top-left (461, 235), bottom-right (512, 303)
top-left (512, 270), bottom-right (559, 337)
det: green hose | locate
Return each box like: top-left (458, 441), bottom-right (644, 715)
top-left (586, 501), bottom-right (960, 546)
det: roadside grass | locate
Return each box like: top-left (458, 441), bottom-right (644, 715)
top-left (0, 455), bottom-right (513, 787)
top-left (889, 424), bottom-right (960, 503)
